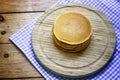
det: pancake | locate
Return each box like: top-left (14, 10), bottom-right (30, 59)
top-left (53, 12), bottom-right (92, 52)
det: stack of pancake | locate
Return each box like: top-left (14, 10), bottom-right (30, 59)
top-left (53, 12), bottom-right (93, 52)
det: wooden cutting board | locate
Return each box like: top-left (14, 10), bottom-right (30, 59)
top-left (32, 3), bottom-right (115, 77)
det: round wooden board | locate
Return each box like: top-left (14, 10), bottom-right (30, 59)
top-left (32, 3), bottom-right (115, 77)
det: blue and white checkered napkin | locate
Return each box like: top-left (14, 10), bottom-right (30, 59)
top-left (10, 0), bottom-right (120, 80)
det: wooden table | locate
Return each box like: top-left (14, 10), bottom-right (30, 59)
top-left (0, 0), bottom-right (57, 79)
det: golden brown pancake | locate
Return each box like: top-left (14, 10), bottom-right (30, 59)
top-left (53, 12), bottom-right (92, 52)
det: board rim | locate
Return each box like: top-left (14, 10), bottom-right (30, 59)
top-left (32, 3), bottom-right (116, 77)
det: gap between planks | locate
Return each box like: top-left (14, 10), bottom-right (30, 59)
top-left (0, 11), bottom-right (45, 14)
top-left (0, 77), bottom-right (44, 80)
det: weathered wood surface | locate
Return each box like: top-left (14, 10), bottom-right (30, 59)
top-left (0, 44), bottom-right (41, 78)
top-left (0, 0), bottom-right (57, 13)
top-left (14, 78), bottom-right (44, 80)
top-left (0, 13), bottom-right (44, 78)
top-left (1, 78), bottom-right (44, 80)
top-left (0, 0), bottom-right (57, 79)
top-left (32, 3), bottom-right (115, 77)
top-left (0, 13), bottom-right (43, 43)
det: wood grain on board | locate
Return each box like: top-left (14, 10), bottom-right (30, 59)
top-left (32, 3), bottom-right (115, 77)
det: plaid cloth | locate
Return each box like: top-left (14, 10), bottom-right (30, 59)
top-left (9, 0), bottom-right (120, 80)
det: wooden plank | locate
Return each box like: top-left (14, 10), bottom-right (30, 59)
top-left (1, 78), bottom-right (44, 80)
top-left (0, 0), bottom-right (57, 13)
top-left (0, 44), bottom-right (41, 78)
top-left (0, 13), bottom-right (43, 43)
top-left (14, 78), bottom-right (44, 80)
